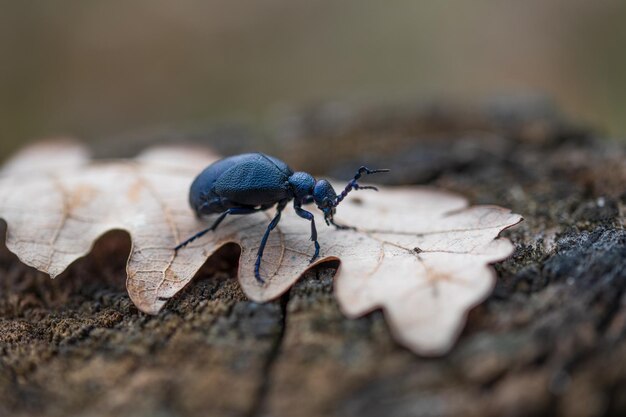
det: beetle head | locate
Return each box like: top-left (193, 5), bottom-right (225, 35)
top-left (313, 179), bottom-right (337, 224)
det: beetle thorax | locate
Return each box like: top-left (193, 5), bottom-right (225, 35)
top-left (288, 172), bottom-right (316, 201)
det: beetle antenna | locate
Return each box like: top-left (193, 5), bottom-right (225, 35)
top-left (334, 166), bottom-right (389, 206)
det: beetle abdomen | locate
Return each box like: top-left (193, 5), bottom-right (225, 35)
top-left (214, 158), bottom-right (291, 206)
top-left (189, 153), bottom-right (294, 215)
top-left (189, 156), bottom-right (241, 214)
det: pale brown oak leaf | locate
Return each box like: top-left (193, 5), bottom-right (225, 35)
top-left (0, 142), bottom-right (521, 355)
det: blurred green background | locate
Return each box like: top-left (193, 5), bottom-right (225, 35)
top-left (1, 0), bottom-right (625, 157)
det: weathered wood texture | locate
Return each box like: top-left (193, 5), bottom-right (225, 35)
top-left (1, 102), bottom-right (625, 417)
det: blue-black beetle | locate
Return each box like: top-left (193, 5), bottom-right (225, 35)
top-left (175, 153), bottom-right (388, 283)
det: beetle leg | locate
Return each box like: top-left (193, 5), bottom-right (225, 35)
top-left (294, 204), bottom-right (321, 264)
top-left (254, 200), bottom-right (289, 283)
top-left (329, 217), bottom-right (356, 231)
top-left (175, 207), bottom-right (260, 251)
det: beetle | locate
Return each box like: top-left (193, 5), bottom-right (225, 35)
top-left (175, 153), bottom-right (388, 283)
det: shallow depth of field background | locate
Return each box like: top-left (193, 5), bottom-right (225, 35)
top-left (1, 1), bottom-right (625, 157)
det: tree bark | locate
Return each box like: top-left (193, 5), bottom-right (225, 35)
top-left (1, 100), bottom-right (625, 417)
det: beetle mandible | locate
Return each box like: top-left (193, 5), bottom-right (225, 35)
top-left (175, 153), bottom-right (388, 283)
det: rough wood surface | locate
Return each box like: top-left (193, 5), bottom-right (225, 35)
top-left (1, 102), bottom-right (625, 417)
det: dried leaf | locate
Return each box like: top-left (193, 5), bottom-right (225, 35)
top-left (331, 189), bottom-right (522, 354)
top-left (0, 142), bottom-right (521, 355)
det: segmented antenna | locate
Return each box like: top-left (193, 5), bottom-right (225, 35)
top-left (334, 166), bottom-right (390, 206)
